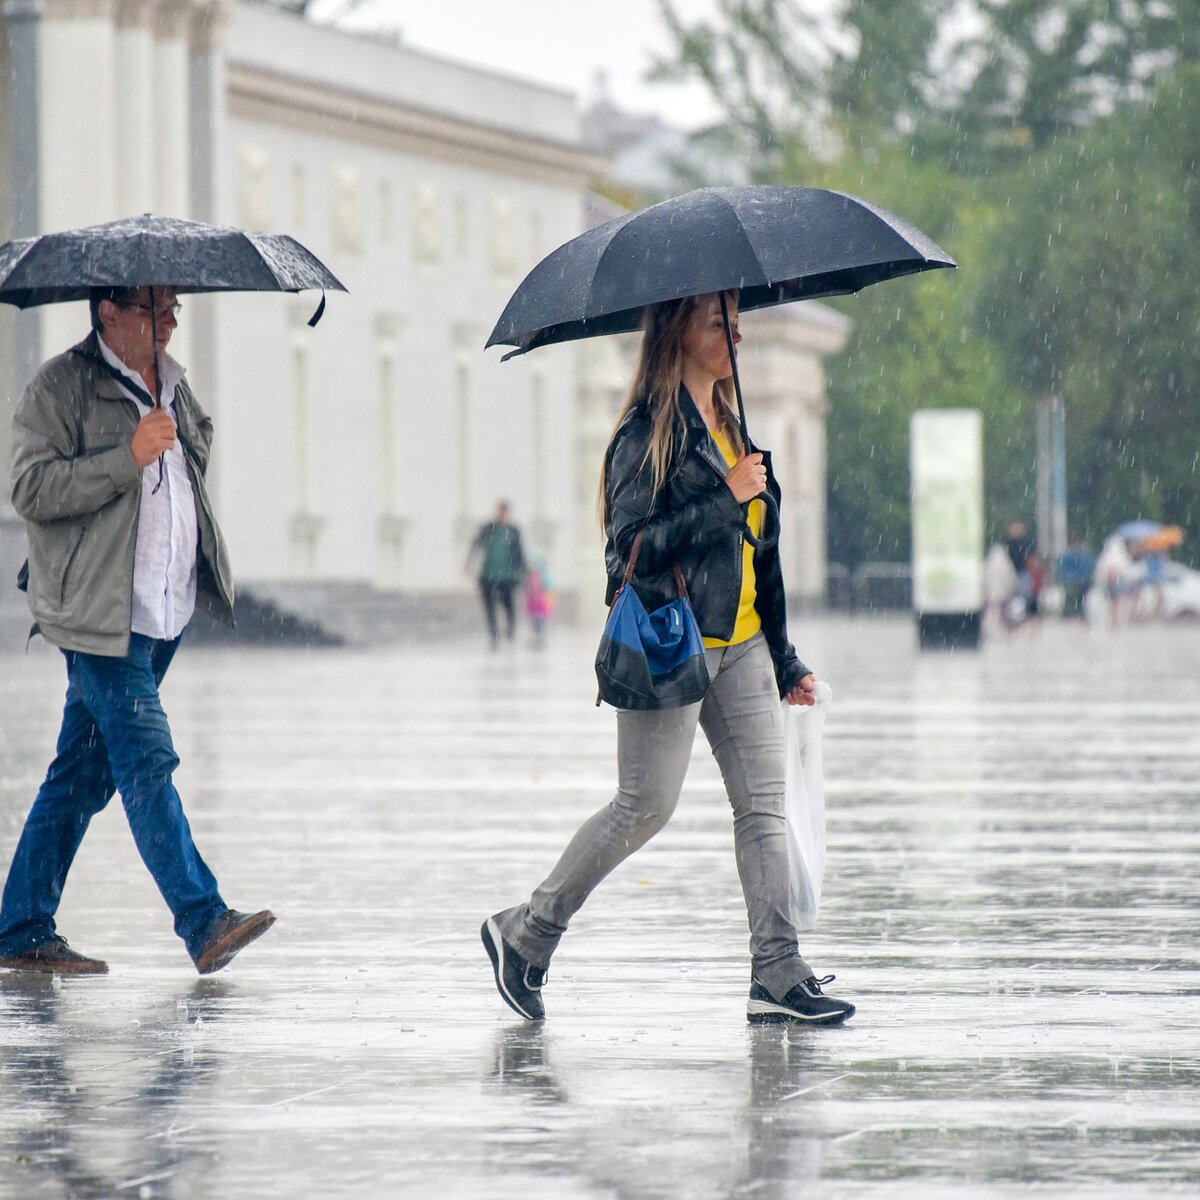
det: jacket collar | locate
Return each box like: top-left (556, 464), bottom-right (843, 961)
top-left (679, 384), bottom-right (710, 433)
top-left (681, 384), bottom-right (732, 479)
top-left (70, 331), bottom-right (185, 405)
top-left (623, 384), bottom-right (745, 479)
top-left (70, 333), bottom-right (129, 402)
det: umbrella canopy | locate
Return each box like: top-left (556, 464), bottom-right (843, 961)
top-left (486, 186), bottom-right (955, 358)
top-left (1138, 526), bottom-right (1184, 552)
top-left (1117, 520), bottom-right (1166, 544)
top-left (0, 213), bottom-right (345, 308)
top-left (1117, 521), bottom-right (1184, 552)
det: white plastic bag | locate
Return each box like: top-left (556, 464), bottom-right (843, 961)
top-left (784, 680), bottom-right (832, 932)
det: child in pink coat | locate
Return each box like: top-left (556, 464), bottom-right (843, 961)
top-left (524, 563), bottom-right (554, 648)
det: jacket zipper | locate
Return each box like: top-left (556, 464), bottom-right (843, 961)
top-left (694, 430), bottom-right (748, 629)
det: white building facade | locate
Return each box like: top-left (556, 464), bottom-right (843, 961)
top-left (0, 0), bottom-right (845, 643)
top-left (0, 0), bottom-right (599, 619)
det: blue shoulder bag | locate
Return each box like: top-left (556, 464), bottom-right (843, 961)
top-left (595, 530), bottom-right (711, 710)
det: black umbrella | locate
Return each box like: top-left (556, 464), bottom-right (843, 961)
top-left (488, 186), bottom-right (954, 357)
top-left (487, 185), bottom-right (955, 546)
top-left (0, 213), bottom-right (346, 487)
top-left (0, 213), bottom-right (345, 310)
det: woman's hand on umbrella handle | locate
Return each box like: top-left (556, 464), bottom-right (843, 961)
top-left (726, 452), bottom-right (766, 504)
top-left (786, 674), bottom-right (817, 707)
top-left (743, 490), bottom-right (780, 550)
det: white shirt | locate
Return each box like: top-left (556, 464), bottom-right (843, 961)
top-left (98, 336), bottom-right (199, 641)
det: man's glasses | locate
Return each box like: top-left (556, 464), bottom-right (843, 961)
top-left (122, 301), bottom-right (182, 318)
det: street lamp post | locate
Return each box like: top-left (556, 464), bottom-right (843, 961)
top-left (1035, 392), bottom-right (1068, 592)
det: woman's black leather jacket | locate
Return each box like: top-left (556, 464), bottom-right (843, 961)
top-left (603, 387), bottom-right (811, 697)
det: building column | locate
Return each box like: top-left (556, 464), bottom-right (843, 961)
top-left (1, 0), bottom-right (44, 499)
top-left (576, 334), bottom-right (635, 627)
top-left (734, 305), bottom-right (849, 607)
top-left (151, 0), bottom-right (189, 216)
top-left (38, 0), bottom-right (120, 355)
top-left (183, 0), bottom-right (229, 470)
top-left (113, 0), bottom-right (155, 216)
top-left (452, 321), bottom-right (481, 550)
top-left (374, 312), bottom-right (407, 589)
top-left (188, 0), bottom-right (227, 223)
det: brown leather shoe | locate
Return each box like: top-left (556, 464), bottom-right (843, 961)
top-left (0, 935), bottom-right (108, 975)
top-left (194, 909), bottom-right (275, 976)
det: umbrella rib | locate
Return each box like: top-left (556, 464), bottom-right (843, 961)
top-left (581, 210), bottom-right (649, 329)
top-left (584, 189), bottom-right (768, 321)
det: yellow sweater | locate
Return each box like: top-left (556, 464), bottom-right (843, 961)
top-left (703, 428), bottom-right (763, 648)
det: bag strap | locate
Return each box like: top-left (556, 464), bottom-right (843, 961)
top-left (620, 530), bottom-right (690, 601)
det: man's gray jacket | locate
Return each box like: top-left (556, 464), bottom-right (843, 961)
top-left (11, 332), bottom-right (235, 656)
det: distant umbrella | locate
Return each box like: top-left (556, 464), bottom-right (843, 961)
top-left (1117, 520), bottom-right (1166, 544)
top-left (1117, 521), bottom-right (1183, 552)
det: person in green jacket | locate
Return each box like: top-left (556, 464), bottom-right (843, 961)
top-left (467, 500), bottom-right (528, 648)
top-left (0, 286), bottom-right (274, 977)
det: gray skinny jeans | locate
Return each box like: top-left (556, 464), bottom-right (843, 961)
top-left (496, 632), bottom-right (814, 1001)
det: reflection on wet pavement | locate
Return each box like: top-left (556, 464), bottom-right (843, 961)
top-left (1, 617), bottom-right (1197, 1197)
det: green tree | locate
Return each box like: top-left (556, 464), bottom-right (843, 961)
top-left (820, 155), bottom-right (1030, 566)
top-left (652, 0), bottom-right (947, 173)
top-left (978, 64), bottom-right (1200, 551)
top-left (934, 0), bottom-right (1144, 157)
top-left (654, 0), bottom-right (1199, 567)
top-left (654, 0), bottom-right (1178, 172)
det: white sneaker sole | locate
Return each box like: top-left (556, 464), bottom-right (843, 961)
top-left (746, 997), bottom-right (852, 1024)
top-left (483, 917), bottom-right (542, 1021)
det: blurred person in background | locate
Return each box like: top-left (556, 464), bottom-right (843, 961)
top-left (1004, 519), bottom-right (1036, 614)
top-left (1093, 534), bottom-right (1134, 631)
top-left (467, 500), bottom-right (528, 649)
top-left (1057, 532), bottom-right (1096, 620)
top-left (524, 558), bottom-right (554, 649)
top-left (1133, 543), bottom-right (1168, 619)
top-left (983, 542), bottom-right (1018, 636)
top-left (1025, 549), bottom-right (1045, 623)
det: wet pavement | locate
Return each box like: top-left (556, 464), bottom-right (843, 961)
top-left (0, 614), bottom-right (1197, 1198)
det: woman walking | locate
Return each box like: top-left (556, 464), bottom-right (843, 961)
top-left (481, 292), bottom-right (853, 1026)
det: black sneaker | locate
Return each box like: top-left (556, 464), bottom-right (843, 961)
top-left (0, 935), bottom-right (108, 976)
top-left (747, 974), bottom-right (855, 1025)
top-left (481, 916), bottom-right (546, 1021)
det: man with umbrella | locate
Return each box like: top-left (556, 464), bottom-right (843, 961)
top-left (0, 283), bottom-right (274, 975)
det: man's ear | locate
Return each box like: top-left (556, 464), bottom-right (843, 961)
top-left (97, 299), bottom-right (119, 329)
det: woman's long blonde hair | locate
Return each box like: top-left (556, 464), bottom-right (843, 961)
top-left (598, 292), bottom-right (742, 531)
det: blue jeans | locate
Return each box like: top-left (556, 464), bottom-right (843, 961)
top-left (0, 634), bottom-right (226, 961)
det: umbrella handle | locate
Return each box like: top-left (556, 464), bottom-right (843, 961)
top-left (148, 285), bottom-right (166, 494)
top-left (743, 491), bottom-right (779, 550)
